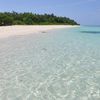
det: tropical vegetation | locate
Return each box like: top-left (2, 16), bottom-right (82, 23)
top-left (0, 12), bottom-right (79, 26)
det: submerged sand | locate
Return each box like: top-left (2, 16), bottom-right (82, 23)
top-left (0, 25), bottom-right (78, 39)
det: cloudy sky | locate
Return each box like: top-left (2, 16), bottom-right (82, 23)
top-left (0, 0), bottom-right (100, 25)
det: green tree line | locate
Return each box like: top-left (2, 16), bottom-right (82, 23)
top-left (0, 12), bottom-right (79, 26)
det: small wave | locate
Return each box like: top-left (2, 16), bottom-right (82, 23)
top-left (81, 31), bottom-right (100, 34)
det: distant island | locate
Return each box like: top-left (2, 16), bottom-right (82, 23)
top-left (0, 12), bottom-right (79, 26)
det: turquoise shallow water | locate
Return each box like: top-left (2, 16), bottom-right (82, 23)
top-left (0, 26), bottom-right (100, 100)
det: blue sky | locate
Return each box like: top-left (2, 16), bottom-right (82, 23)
top-left (0, 0), bottom-right (100, 25)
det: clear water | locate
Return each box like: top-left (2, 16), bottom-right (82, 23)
top-left (0, 26), bottom-right (100, 100)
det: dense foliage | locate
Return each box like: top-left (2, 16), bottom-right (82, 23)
top-left (0, 12), bottom-right (79, 26)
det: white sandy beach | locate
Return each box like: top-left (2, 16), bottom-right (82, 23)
top-left (0, 25), bottom-right (77, 39)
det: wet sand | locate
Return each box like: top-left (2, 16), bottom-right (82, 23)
top-left (0, 25), bottom-right (78, 39)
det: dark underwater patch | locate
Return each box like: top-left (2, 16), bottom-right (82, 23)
top-left (81, 31), bottom-right (100, 34)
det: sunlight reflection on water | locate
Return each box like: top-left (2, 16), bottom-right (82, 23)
top-left (0, 26), bottom-right (100, 100)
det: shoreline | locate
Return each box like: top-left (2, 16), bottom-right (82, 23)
top-left (0, 25), bottom-right (79, 39)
